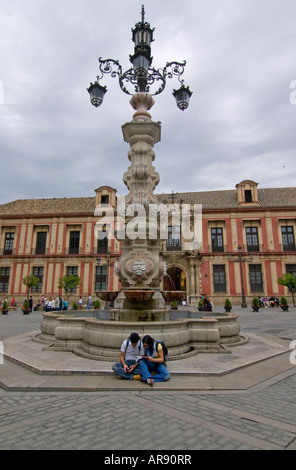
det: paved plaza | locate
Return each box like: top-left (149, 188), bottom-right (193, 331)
top-left (0, 306), bottom-right (296, 450)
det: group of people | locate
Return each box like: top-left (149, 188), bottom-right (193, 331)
top-left (4, 294), bottom-right (93, 313)
top-left (1, 297), bottom-right (16, 307)
top-left (198, 294), bottom-right (213, 311)
top-left (31, 295), bottom-right (92, 312)
top-left (40, 295), bottom-right (69, 312)
top-left (112, 332), bottom-right (170, 387)
top-left (258, 296), bottom-right (280, 308)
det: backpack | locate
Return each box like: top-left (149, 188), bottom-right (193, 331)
top-left (155, 340), bottom-right (168, 363)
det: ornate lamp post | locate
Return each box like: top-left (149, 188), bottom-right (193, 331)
top-left (87, 5), bottom-right (192, 110)
top-left (87, 6), bottom-right (192, 321)
top-left (228, 246), bottom-right (253, 308)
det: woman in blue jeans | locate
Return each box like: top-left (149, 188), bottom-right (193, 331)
top-left (139, 335), bottom-right (170, 386)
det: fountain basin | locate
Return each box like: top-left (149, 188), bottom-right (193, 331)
top-left (162, 291), bottom-right (185, 301)
top-left (123, 290), bottom-right (155, 303)
top-left (96, 291), bottom-right (119, 302)
top-left (35, 312), bottom-right (246, 361)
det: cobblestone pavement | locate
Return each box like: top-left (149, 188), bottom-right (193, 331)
top-left (0, 374), bottom-right (296, 450)
top-left (0, 307), bottom-right (296, 451)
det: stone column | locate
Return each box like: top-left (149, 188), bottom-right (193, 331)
top-left (112, 93), bottom-right (168, 321)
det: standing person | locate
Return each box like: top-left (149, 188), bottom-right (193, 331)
top-left (29, 296), bottom-right (33, 312)
top-left (78, 296), bottom-right (83, 310)
top-left (138, 335), bottom-right (170, 386)
top-left (112, 333), bottom-right (145, 380)
top-left (45, 297), bottom-right (54, 312)
top-left (63, 297), bottom-right (68, 311)
top-left (54, 296), bottom-right (60, 311)
top-left (87, 294), bottom-right (92, 310)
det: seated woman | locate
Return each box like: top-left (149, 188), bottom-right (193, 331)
top-left (138, 335), bottom-right (170, 386)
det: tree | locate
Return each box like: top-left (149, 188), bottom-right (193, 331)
top-left (278, 273), bottom-right (296, 307)
top-left (23, 275), bottom-right (40, 300)
top-left (58, 275), bottom-right (81, 299)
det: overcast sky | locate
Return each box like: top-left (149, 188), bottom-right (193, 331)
top-left (0, 0), bottom-right (295, 205)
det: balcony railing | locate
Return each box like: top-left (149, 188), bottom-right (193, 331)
top-left (279, 243), bottom-right (296, 252)
top-left (166, 240), bottom-right (182, 251)
top-left (208, 245), bottom-right (228, 253)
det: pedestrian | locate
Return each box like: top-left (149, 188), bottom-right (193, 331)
top-left (112, 332), bottom-right (145, 380)
top-left (29, 295), bottom-right (33, 312)
top-left (54, 296), bottom-right (60, 311)
top-left (78, 296), bottom-right (83, 310)
top-left (63, 297), bottom-right (68, 311)
top-left (45, 297), bottom-right (54, 312)
top-left (138, 335), bottom-right (170, 386)
top-left (87, 294), bottom-right (92, 310)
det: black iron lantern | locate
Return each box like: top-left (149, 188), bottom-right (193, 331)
top-left (173, 85), bottom-right (193, 111)
top-left (87, 82), bottom-right (107, 108)
top-left (132, 5), bottom-right (154, 48)
top-left (130, 49), bottom-right (152, 74)
top-left (132, 22), bottom-right (154, 49)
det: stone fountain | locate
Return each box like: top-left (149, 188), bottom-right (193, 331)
top-left (35, 6), bottom-right (246, 360)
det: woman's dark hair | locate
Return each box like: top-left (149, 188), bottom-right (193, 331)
top-left (142, 335), bottom-right (155, 348)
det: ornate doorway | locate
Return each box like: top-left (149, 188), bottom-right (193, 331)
top-left (163, 266), bottom-right (186, 292)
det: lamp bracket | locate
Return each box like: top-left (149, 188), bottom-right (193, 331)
top-left (97, 57), bottom-right (187, 96)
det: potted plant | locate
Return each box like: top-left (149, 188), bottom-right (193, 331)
top-left (22, 299), bottom-right (30, 315)
top-left (1, 300), bottom-right (9, 315)
top-left (224, 298), bottom-right (232, 313)
top-left (197, 299), bottom-right (204, 311)
top-left (170, 300), bottom-right (178, 310)
top-left (280, 296), bottom-right (289, 311)
top-left (93, 299), bottom-right (101, 310)
top-left (251, 297), bottom-right (260, 312)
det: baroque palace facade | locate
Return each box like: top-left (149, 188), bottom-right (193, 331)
top-left (0, 180), bottom-right (295, 307)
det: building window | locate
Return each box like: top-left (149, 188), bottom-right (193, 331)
top-left (67, 266), bottom-right (78, 277)
top-left (249, 264), bottom-right (263, 292)
top-left (95, 266), bottom-right (107, 291)
top-left (166, 226), bottom-right (181, 251)
top-left (211, 228), bottom-right (224, 252)
top-left (246, 227), bottom-right (259, 251)
top-left (4, 233), bottom-right (14, 255)
top-left (66, 266), bottom-right (79, 293)
top-left (35, 232), bottom-right (47, 255)
top-left (97, 236), bottom-right (108, 254)
top-left (101, 195), bottom-right (109, 205)
top-left (69, 231), bottom-right (80, 254)
top-left (0, 267), bottom-right (10, 292)
top-left (244, 190), bottom-right (252, 202)
top-left (281, 226), bottom-right (295, 251)
top-left (286, 264), bottom-right (296, 276)
top-left (31, 267), bottom-right (43, 293)
top-left (213, 265), bottom-right (226, 292)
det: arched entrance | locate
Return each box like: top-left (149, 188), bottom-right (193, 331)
top-left (163, 266), bottom-right (186, 292)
